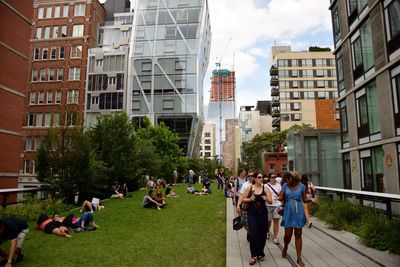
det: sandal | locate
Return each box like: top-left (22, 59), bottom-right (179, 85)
top-left (249, 257), bottom-right (257, 265)
top-left (297, 259), bottom-right (305, 266)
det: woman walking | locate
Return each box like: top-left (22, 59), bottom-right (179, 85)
top-left (301, 174), bottom-right (315, 227)
top-left (279, 171), bottom-right (317, 266)
top-left (237, 171), bottom-right (272, 265)
top-left (265, 173), bottom-right (282, 244)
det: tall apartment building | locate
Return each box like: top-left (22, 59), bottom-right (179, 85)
top-left (269, 46), bottom-right (340, 132)
top-left (0, 0), bottom-right (33, 189)
top-left (21, 0), bottom-right (105, 187)
top-left (330, 0), bottom-right (400, 194)
top-left (206, 69), bottom-right (236, 160)
top-left (200, 123), bottom-right (216, 160)
top-left (128, 0), bottom-right (211, 157)
top-left (85, 0), bottom-right (132, 126)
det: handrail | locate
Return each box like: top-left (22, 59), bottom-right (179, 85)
top-left (0, 187), bottom-right (45, 208)
top-left (315, 186), bottom-right (400, 219)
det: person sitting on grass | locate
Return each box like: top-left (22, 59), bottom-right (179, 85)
top-left (72, 212), bottom-right (100, 231)
top-left (155, 188), bottom-right (166, 207)
top-left (186, 184), bottom-right (199, 194)
top-left (37, 214), bottom-right (71, 238)
top-left (165, 184), bottom-right (178, 197)
top-left (110, 181), bottom-right (123, 199)
top-left (0, 217), bottom-right (28, 265)
top-left (80, 198), bottom-right (104, 213)
top-left (142, 190), bottom-right (163, 210)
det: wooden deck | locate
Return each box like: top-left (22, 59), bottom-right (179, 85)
top-left (226, 199), bottom-right (400, 267)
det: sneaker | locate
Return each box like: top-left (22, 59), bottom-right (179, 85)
top-left (16, 250), bottom-right (24, 262)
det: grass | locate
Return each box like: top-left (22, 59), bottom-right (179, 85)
top-left (14, 184), bottom-right (226, 267)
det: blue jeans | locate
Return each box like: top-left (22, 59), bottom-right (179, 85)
top-left (77, 212), bottom-right (94, 227)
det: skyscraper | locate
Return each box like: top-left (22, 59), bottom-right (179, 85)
top-left (128, 0), bottom-right (211, 156)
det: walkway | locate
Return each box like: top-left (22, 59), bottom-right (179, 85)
top-left (226, 199), bottom-right (400, 267)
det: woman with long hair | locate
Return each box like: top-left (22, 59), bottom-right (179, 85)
top-left (301, 174), bottom-right (315, 227)
top-left (278, 171), bottom-right (318, 266)
top-left (237, 171), bottom-right (272, 265)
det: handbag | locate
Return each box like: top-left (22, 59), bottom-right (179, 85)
top-left (233, 216), bottom-right (243, 231)
top-left (241, 186), bottom-right (253, 211)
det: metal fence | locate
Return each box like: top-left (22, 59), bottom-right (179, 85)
top-left (0, 187), bottom-right (48, 208)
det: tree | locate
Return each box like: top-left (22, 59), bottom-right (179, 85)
top-left (37, 127), bottom-right (94, 204)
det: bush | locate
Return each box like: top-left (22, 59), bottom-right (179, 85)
top-left (310, 197), bottom-right (400, 255)
top-left (0, 196), bottom-right (73, 223)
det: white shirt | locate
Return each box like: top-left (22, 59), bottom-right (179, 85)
top-left (235, 177), bottom-right (248, 197)
top-left (265, 182), bottom-right (282, 207)
top-left (239, 181), bottom-right (252, 196)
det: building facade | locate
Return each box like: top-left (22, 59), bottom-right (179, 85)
top-left (21, 0), bottom-right (105, 187)
top-left (206, 69), bottom-right (236, 160)
top-left (330, 0), bottom-right (400, 194)
top-left (269, 46), bottom-right (340, 132)
top-left (128, 0), bottom-right (211, 157)
top-left (0, 0), bottom-right (33, 189)
top-left (200, 123), bottom-right (216, 159)
top-left (222, 119), bottom-right (239, 173)
top-left (238, 106), bottom-right (261, 143)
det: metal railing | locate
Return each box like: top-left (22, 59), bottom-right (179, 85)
top-left (315, 186), bottom-right (400, 219)
top-left (0, 187), bottom-right (47, 208)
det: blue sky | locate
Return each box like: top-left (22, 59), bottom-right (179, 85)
top-left (204, 0), bottom-right (334, 115)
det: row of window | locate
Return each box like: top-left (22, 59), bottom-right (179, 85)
top-left (278, 69), bottom-right (336, 78)
top-left (35, 24), bottom-right (84, 39)
top-left (277, 58), bottom-right (335, 68)
top-left (29, 90), bottom-right (79, 106)
top-left (32, 67), bottom-right (81, 82)
top-left (37, 4), bottom-right (85, 19)
top-left (88, 74), bottom-right (124, 91)
top-left (26, 112), bottom-right (77, 129)
top-left (278, 80), bottom-right (337, 89)
top-left (201, 145), bottom-right (211, 151)
top-left (33, 45), bottom-right (82, 61)
top-left (279, 112), bottom-right (340, 122)
top-left (89, 55), bottom-right (125, 73)
top-left (279, 91), bottom-right (338, 100)
top-left (86, 92), bottom-right (124, 110)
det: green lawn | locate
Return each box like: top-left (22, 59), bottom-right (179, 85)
top-left (17, 184), bottom-right (226, 267)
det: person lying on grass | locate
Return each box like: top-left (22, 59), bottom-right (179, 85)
top-left (143, 189), bottom-right (164, 210)
top-left (194, 186), bottom-right (212, 195)
top-left (80, 198), bottom-right (104, 213)
top-left (186, 184), bottom-right (199, 194)
top-left (165, 184), bottom-right (178, 197)
top-left (37, 214), bottom-right (71, 238)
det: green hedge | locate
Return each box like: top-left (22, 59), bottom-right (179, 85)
top-left (310, 197), bottom-right (400, 255)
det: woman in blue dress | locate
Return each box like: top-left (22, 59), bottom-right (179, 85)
top-left (278, 171), bottom-right (318, 266)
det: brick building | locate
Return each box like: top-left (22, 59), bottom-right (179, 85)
top-left (0, 0), bottom-right (33, 189)
top-left (20, 0), bottom-right (105, 187)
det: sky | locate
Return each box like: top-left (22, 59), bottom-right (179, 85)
top-left (100, 0), bottom-right (334, 116)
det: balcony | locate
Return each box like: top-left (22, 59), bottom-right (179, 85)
top-left (272, 126), bottom-right (280, 132)
top-left (270, 76), bottom-right (279, 86)
top-left (272, 117), bottom-right (280, 127)
top-left (271, 86), bottom-right (279, 96)
top-left (271, 108), bottom-right (280, 117)
top-left (269, 65), bottom-right (278, 76)
top-left (271, 97), bottom-right (280, 107)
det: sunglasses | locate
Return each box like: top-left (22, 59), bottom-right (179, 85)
top-left (271, 176), bottom-right (276, 178)
top-left (256, 176), bottom-right (263, 179)
top-left (248, 175), bottom-right (254, 177)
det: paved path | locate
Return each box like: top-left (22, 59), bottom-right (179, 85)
top-left (226, 199), bottom-right (400, 267)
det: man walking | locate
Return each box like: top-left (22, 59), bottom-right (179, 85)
top-left (0, 217), bottom-right (29, 266)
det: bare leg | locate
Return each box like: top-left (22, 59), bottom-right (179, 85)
top-left (52, 227), bottom-right (71, 237)
top-left (282, 227), bottom-right (293, 258)
top-left (80, 200), bottom-right (92, 212)
top-left (303, 203), bottom-right (310, 225)
top-left (294, 228), bottom-right (304, 266)
top-left (273, 218), bottom-right (280, 242)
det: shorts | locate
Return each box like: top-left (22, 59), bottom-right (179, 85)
top-left (241, 210), bottom-right (248, 227)
top-left (44, 221), bottom-right (62, 234)
top-left (267, 206), bottom-right (281, 220)
top-left (17, 229), bottom-right (28, 248)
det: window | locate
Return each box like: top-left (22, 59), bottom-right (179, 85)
top-left (279, 70), bottom-right (289, 77)
top-left (62, 5), bottom-right (69, 17)
top-left (163, 100), bottom-right (174, 110)
top-left (34, 137), bottom-right (41, 150)
top-left (348, 0), bottom-right (368, 25)
top-left (67, 90), bottom-right (79, 104)
top-left (277, 59), bottom-right (288, 67)
top-left (281, 163), bottom-right (288, 172)
top-left (301, 59), bottom-right (313, 66)
top-left (69, 67), bottom-right (81, 80)
top-left (32, 69), bottom-right (38, 81)
top-left (25, 137), bottom-right (33, 151)
top-left (204, 139), bottom-right (211, 144)
top-left (343, 153), bottom-right (352, 189)
top-left (42, 48), bottom-right (48, 60)
top-left (40, 69), bottom-right (46, 81)
top-left (204, 146), bottom-right (211, 151)
top-left (59, 47), bottom-right (65, 59)
top-left (385, 0), bottom-right (400, 56)
top-left (47, 91), bottom-right (53, 104)
top-left (55, 91), bottom-right (61, 104)
top-left (72, 25), bottom-right (84, 37)
top-left (304, 91), bottom-right (314, 99)
top-left (52, 26), bottom-right (58, 38)
top-left (48, 68), bottom-right (55, 81)
top-left (33, 48), bottom-right (40, 60)
top-left (71, 45), bottom-right (82, 58)
top-left (132, 101), bottom-right (140, 110)
top-left (164, 41), bottom-right (175, 53)
top-left (332, 6), bottom-right (341, 44)
top-left (66, 112), bottom-right (77, 126)
top-left (45, 113), bottom-right (51, 127)
top-left (292, 91), bottom-right (300, 99)
top-left (360, 147), bottom-right (384, 192)
top-left (27, 113), bottom-right (34, 126)
top-left (293, 102), bottom-right (301, 111)
top-left (337, 52), bottom-right (345, 96)
top-left (57, 68), bottom-right (63, 80)
top-left (136, 28), bottom-right (145, 40)
top-left (292, 114), bottom-right (301, 121)
top-left (30, 92), bottom-right (36, 105)
top-left (44, 27), bottom-right (50, 39)
top-left (303, 80), bottom-right (314, 88)
top-left (351, 18), bottom-right (374, 82)
top-left (317, 80), bottom-right (328, 88)
top-left (35, 27), bottom-right (42, 39)
top-left (50, 47), bottom-right (56, 59)
top-left (315, 59), bottom-right (326, 66)
top-left (61, 25), bottom-right (67, 37)
top-left (205, 132), bottom-right (211, 137)
top-left (302, 69), bottom-right (313, 77)
top-left (279, 92), bottom-right (290, 99)
top-left (339, 100), bottom-right (349, 146)
top-left (391, 65), bottom-right (400, 132)
top-left (36, 113), bottom-right (43, 127)
top-left (291, 59), bottom-right (298, 67)
top-left (356, 81), bottom-right (381, 143)
top-left (38, 7), bottom-right (44, 19)
top-left (54, 6), bottom-right (60, 17)
top-left (280, 102), bottom-right (290, 111)
top-left (45, 6), bottom-right (52, 18)
top-left (54, 113), bottom-right (60, 127)
top-left (74, 4), bottom-right (86, 16)
top-left (316, 69), bottom-right (325, 77)
top-left (291, 70), bottom-right (298, 77)
top-left (38, 91), bottom-right (44, 104)
top-left (292, 81), bottom-right (298, 88)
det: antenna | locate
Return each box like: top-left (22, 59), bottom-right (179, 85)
top-left (232, 51), bottom-right (235, 70)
